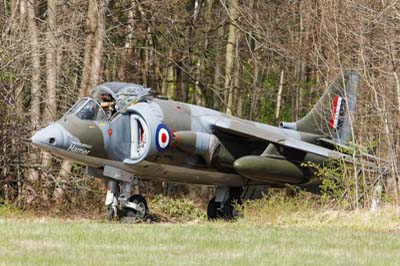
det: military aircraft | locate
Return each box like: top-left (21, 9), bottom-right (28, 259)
top-left (32, 70), bottom-right (360, 220)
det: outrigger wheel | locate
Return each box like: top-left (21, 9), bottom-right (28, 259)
top-left (123, 194), bottom-right (149, 220)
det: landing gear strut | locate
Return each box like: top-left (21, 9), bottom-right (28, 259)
top-left (105, 180), bottom-right (150, 222)
top-left (207, 197), bottom-right (242, 220)
top-left (207, 187), bottom-right (242, 220)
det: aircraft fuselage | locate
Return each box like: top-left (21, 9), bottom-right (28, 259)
top-left (32, 98), bottom-right (323, 187)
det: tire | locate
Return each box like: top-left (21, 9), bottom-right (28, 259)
top-left (127, 194), bottom-right (148, 219)
top-left (223, 198), bottom-right (242, 220)
top-left (223, 200), bottom-right (234, 220)
top-left (207, 197), bottom-right (219, 220)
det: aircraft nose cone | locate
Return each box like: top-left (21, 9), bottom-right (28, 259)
top-left (31, 124), bottom-right (65, 149)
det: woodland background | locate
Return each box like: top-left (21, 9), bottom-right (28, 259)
top-left (1, 0), bottom-right (400, 212)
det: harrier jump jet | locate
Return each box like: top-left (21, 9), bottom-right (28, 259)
top-left (32, 70), bottom-right (359, 220)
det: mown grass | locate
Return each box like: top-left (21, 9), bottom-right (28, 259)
top-left (0, 219), bottom-right (400, 265)
top-left (1, 193), bottom-right (400, 266)
top-left (0, 218), bottom-right (399, 266)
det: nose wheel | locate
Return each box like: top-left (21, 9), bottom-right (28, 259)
top-left (105, 180), bottom-right (151, 223)
top-left (123, 194), bottom-right (148, 219)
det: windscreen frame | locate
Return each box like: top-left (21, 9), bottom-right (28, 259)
top-left (67, 97), bottom-right (108, 121)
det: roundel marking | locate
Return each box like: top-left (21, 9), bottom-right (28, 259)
top-left (161, 133), bottom-right (167, 143)
top-left (156, 124), bottom-right (171, 151)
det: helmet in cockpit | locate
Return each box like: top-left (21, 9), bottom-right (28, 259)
top-left (100, 93), bottom-right (116, 116)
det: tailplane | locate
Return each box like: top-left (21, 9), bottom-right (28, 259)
top-left (280, 70), bottom-right (359, 144)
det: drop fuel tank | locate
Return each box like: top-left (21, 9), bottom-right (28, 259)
top-left (233, 155), bottom-right (307, 184)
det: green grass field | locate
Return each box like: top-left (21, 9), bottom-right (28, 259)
top-left (0, 218), bottom-right (399, 266)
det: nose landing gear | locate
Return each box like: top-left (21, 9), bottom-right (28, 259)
top-left (105, 180), bottom-right (151, 223)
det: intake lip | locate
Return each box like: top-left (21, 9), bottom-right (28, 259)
top-left (124, 102), bottom-right (165, 165)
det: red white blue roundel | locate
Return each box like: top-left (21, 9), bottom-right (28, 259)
top-left (156, 124), bottom-right (171, 151)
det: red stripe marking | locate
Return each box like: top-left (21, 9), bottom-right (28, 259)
top-left (329, 96), bottom-right (339, 128)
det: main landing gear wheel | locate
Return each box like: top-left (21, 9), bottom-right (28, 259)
top-left (222, 199), bottom-right (234, 220)
top-left (207, 197), bottom-right (242, 220)
top-left (124, 194), bottom-right (149, 220)
top-left (207, 197), bottom-right (219, 220)
top-left (223, 198), bottom-right (243, 220)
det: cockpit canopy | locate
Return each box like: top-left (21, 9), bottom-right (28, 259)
top-left (92, 82), bottom-right (151, 113)
top-left (68, 98), bottom-right (107, 121)
top-left (67, 82), bottom-right (152, 121)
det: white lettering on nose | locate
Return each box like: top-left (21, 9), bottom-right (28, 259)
top-left (67, 143), bottom-right (90, 155)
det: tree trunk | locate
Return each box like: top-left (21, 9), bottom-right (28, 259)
top-left (8, 0), bottom-right (25, 116)
top-left (44, 0), bottom-right (57, 123)
top-left (248, 52), bottom-right (259, 120)
top-left (275, 70), bottom-right (284, 123)
top-left (19, 0), bottom-right (27, 24)
top-left (79, 0), bottom-right (97, 97)
top-left (213, 25), bottom-right (224, 110)
top-left (166, 48), bottom-right (175, 99)
top-left (233, 32), bottom-right (241, 117)
top-left (142, 28), bottom-right (150, 87)
top-left (382, 97), bottom-right (399, 206)
top-left (26, 0), bottom-right (40, 202)
top-left (192, 0), bottom-right (211, 106)
top-left (54, 160), bottom-right (72, 202)
top-left (27, 0), bottom-right (40, 128)
top-left (180, 26), bottom-right (193, 102)
top-left (88, 0), bottom-right (109, 90)
top-left (161, 58), bottom-right (168, 95)
top-left (135, 0), bottom-right (150, 86)
top-left (5, 0), bottom-right (18, 37)
top-left (119, 5), bottom-right (136, 81)
top-left (42, 0), bottom-right (58, 175)
top-left (224, 0), bottom-right (238, 115)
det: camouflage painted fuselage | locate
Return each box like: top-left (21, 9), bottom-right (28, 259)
top-left (32, 97), bottom-right (332, 187)
top-left (32, 72), bottom-right (360, 188)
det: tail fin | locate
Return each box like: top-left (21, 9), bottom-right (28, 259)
top-left (280, 70), bottom-right (359, 144)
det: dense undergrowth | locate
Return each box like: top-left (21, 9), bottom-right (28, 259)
top-left (149, 195), bottom-right (207, 222)
top-left (238, 190), bottom-right (400, 232)
top-left (0, 200), bottom-right (24, 218)
top-left (2, 190), bottom-right (400, 232)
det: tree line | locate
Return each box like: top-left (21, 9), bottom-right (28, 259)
top-left (1, 0), bottom-right (400, 210)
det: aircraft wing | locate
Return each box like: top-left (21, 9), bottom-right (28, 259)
top-left (210, 118), bottom-right (348, 160)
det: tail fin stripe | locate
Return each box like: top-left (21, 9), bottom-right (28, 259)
top-left (329, 95), bottom-right (344, 129)
top-left (282, 70), bottom-right (359, 143)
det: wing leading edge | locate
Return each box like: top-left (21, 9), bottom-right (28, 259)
top-left (210, 118), bottom-right (348, 160)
